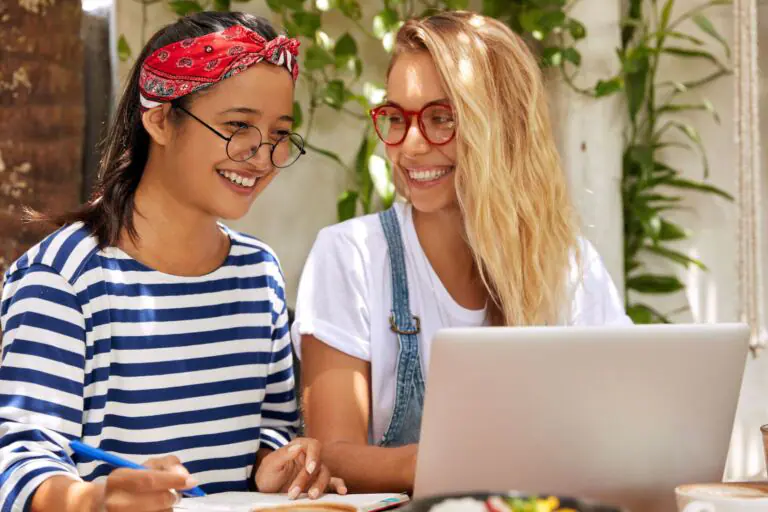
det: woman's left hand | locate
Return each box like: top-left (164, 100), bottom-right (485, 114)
top-left (254, 438), bottom-right (347, 500)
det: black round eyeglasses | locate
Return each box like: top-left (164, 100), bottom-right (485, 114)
top-left (174, 105), bottom-right (306, 169)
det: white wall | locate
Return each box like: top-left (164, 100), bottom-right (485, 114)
top-left (548, 0), bottom-right (625, 294)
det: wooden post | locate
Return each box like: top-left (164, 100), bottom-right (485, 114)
top-left (0, 0), bottom-right (84, 272)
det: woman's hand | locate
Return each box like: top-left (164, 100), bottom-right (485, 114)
top-left (96, 455), bottom-right (198, 512)
top-left (254, 438), bottom-right (347, 500)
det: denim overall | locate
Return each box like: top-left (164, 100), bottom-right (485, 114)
top-left (377, 207), bottom-right (425, 447)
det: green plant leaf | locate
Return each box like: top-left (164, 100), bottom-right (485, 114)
top-left (640, 212), bottom-right (662, 239)
top-left (562, 47), bottom-right (581, 66)
top-left (337, 190), bottom-right (359, 221)
top-left (621, 0), bottom-right (643, 48)
top-left (334, 33), bottom-right (358, 58)
top-left (627, 145), bottom-right (654, 175)
top-left (369, 154), bottom-right (394, 204)
top-left (658, 219), bottom-right (688, 241)
top-left (292, 101), bottom-right (303, 131)
top-left (663, 177), bottom-right (734, 200)
top-left (323, 79), bottom-right (349, 109)
top-left (638, 193), bottom-right (682, 204)
top-left (355, 131), bottom-right (376, 213)
top-left (658, 100), bottom-right (720, 123)
top-left (621, 46), bottom-right (648, 73)
top-left (351, 57), bottom-right (363, 79)
top-left (315, 30), bottom-right (334, 50)
top-left (519, 9), bottom-right (566, 39)
top-left (663, 47), bottom-right (725, 68)
top-left (595, 77), bottom-right (623, 97)
top-left (539, 10), bottom-right (567, 31)
top-left (657, 80), bottom-right (688, 93)
top-left (667, 122), bottom-right (709, 177)
top-left (568, 19), bottom-right (586, 40)
top-left (626, 274), bottom-right (685, 294)
top-left (652, 159), bottom-right (679, 176)
top-left (293, 11), bottom-right (322, 37)
top-left (445, 0), bottom-right (469, 9)
top-left (280, 0), bottom-right (306, 9)
top-left (168, 0), bottom-right (203, 15)
top-left (680, 68), bottom-right (731, 89)
top-left (627, 303), bottom-right (672, 324)
top-left (305, 45), bottom-right (335, 70)
top-left (542, 47), bottom-right (562, 67)
top-left (212, 0), bottom-right (231, 10)
top-left (373, 8), bottom-right (399, 39)
top-left (482, 0), bottom-right (508, 18)
top-left (665, 31), bottom-right (705, 46)
top-left (660, 0), bottom-right (674, 29)
top-left (283, 19), bottom-right (301, 38)
top-left (519, 9), bottom-right (545, 34)
top-left (692, 14), bottom-right (730, 58)
top-left (654, 141), bottom-right (692, 152)
top-left (117, 35), bottom-right (131, 62)
top-left (644, 244), bottom-right (707, 270)
top-left (626, 259), bottom-right (642, 273)
top-left (265, 0), bottom-right (283, 11)
top-left (626, 70), bottom-right (648, 121)
top-left (338, 0), bottom-right (362, 20)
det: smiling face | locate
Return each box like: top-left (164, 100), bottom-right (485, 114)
top-left (148, 62), bottom-right (296, 221)
top-left (383, 51), bottom-right (459, 214)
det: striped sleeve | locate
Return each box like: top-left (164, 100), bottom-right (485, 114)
top-left (258, 267), bottom-right (299, 451)
top-left (0, 264), bottom-right (85, 512)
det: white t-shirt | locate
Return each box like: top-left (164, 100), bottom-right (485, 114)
top-left (292, 202), bottom-right (631, 443)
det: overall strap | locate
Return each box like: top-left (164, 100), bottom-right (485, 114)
top-left (379, 207), bottom-right (420, 336)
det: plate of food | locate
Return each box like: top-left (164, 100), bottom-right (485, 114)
top-left (399, 492), bottom-right (624, 512)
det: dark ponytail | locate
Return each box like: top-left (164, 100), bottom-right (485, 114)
top-left (33, 12), bottom-right (279, 247)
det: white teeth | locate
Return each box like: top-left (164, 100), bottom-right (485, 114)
top-left (407, 168), bottom-right (452, 182)
top-left (218, 170), bottom-right (257, 188)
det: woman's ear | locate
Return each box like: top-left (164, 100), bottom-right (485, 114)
top-left (141, 104), bottom-right (174, 146)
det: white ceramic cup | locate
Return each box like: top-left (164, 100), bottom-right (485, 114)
top-left (675, 484), bottom-right (768, 512)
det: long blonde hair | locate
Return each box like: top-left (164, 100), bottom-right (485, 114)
top-left (391, 11), bottom-right (580, 326)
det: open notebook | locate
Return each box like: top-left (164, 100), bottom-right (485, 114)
top-left (175, 492), bottom-right (410, 512)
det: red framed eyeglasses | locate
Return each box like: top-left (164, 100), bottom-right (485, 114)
top-left (370, 102), bottom-right (457, 146)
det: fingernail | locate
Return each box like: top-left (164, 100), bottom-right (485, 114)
top-left (171, 465), bottom-right (190, 477)
top-left (184, 476), bottom-right (198, 489)
top-left (289, 486), bottom-right (301, 499)
top-left (340, 486), bottom-right (348, 495)
top-left (288, 444), bottom-right (301, 453)
top-left (309, 488), bottom-right (320, 499)
top-left (306, 461), bottom-right (316, 474)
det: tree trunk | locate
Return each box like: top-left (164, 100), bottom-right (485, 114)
top-left (0, 0), bottom-right (84, 273)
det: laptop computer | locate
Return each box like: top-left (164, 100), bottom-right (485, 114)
top-left (414, 323), bottom-right (750, 511)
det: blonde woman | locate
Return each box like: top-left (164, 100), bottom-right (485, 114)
top-left (292, 11), bottom-right (630, 493)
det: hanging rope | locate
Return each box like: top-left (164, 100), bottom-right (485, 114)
top-left (734, 0), bottom-right (765, 355)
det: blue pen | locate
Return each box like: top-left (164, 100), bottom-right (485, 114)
top-left (69, 440), bottom-right (206, 498)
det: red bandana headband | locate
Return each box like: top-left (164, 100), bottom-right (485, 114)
top-left (139, 24), bottom-right (300, 111)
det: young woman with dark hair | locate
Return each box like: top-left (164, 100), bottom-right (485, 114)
top-left (0, 11), bottom-right (344, 512)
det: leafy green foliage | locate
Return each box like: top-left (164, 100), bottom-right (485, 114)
top-left (619, 0), bottom-right (732, 322)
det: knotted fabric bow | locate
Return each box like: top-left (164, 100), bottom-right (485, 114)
top-left (139, 24), bottom-right (300, 111)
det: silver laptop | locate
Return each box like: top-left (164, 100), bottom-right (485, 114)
top-left (414, 324), bottom-right (750, 512)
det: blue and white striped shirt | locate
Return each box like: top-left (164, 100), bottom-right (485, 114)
top-left (0, 222), bottom-right (299, 511)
